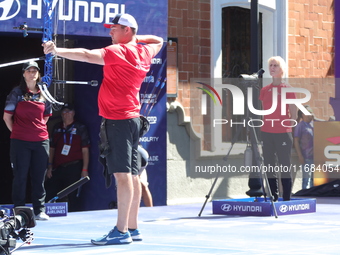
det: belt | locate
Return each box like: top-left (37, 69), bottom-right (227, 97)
top-left (60, 160), bottom-right (81, 168)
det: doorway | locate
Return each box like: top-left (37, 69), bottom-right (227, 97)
top-left (221, 7), bottom-right (263, 142)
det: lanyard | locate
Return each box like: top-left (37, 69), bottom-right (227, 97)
top-left (63, 124), bottom-right (75, 145)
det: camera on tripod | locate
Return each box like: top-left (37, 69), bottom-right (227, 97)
top-left (239, 68), bottom-right (265, 81)
top-left (0, 206), bottom-right (36, 255)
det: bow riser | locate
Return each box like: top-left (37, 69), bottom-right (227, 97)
top-left (41, 0), bottom-right (54, 88)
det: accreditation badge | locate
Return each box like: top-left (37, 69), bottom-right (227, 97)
top-left (61, 144), bottom-right (71, 156)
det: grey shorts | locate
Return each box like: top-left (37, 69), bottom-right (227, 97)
top-left (105, 118), bottom-right (140, 175)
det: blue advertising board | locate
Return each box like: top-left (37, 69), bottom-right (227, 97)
top-left (1, 0), bottom-right (167, 39)
top-left (1, 202), bottom-right (68, 217)
top-left (212, 198), bottom-right (316, 216)
top-left (139, 46), bottom-right (167, 205)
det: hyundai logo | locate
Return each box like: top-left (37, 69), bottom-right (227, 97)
top-left (279, 204), bottom-right (288, 213)
top-left (221, 204), bottom-right (232, 212)
top-left (0, 0), bottom-right (21, 21)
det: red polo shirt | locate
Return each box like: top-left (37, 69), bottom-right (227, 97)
top-left (259, 83), bottom-right (296, 133)
top-left (98, 43), bottom-right (154, 120)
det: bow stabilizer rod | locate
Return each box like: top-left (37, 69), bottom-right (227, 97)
top-left (54, 80), bottom-right (98, 86)
top-left (0, 57), bottom-right (45, 69)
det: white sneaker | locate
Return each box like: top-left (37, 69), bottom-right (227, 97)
top-left (35, 212), bottom-right (50, 221)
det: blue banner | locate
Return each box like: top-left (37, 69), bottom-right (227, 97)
top-left (1, 0), bottom-right (167, 39)
top-left (139, 46), bottom-right (167, 205)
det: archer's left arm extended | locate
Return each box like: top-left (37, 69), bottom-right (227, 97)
top-left (43, 41), bottom-right (104, 65)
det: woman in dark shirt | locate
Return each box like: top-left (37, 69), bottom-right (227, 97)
top-left (3, 61), bottom-right (52, 220)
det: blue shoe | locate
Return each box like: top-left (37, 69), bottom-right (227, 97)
top-left (129, 228), bottom-right (142, 241)
top-left (91, 227), bottom-right (132, 245)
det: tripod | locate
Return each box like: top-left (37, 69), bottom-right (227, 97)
top-left (198, 74), bottom-right (278, 218)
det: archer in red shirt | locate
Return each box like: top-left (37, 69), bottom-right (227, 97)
top-left (43, 13), bottom-right (163, 245)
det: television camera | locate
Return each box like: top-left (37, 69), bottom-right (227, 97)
top-left (0, 206), bottom-right (36, 255)
top-left (239, 68), bottom-right (265, 81)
